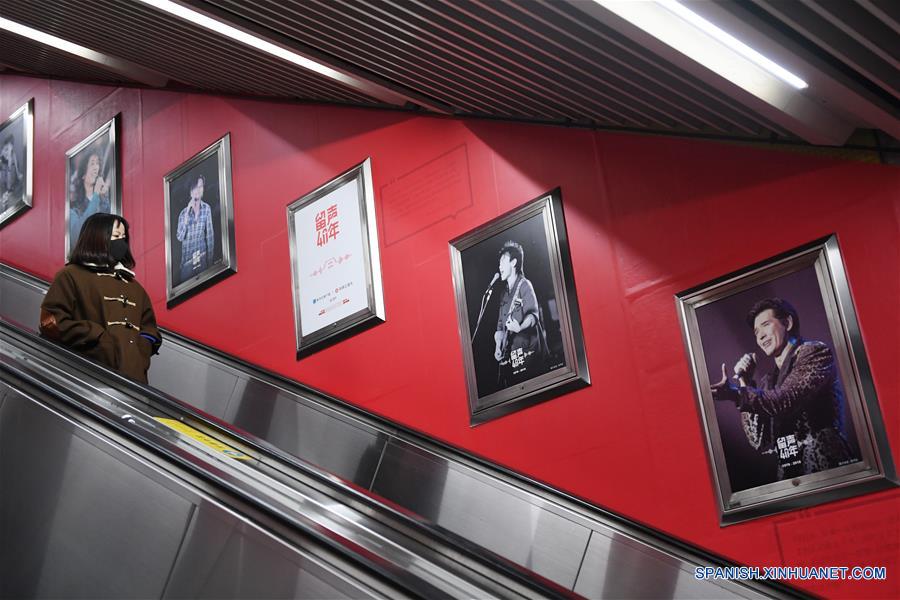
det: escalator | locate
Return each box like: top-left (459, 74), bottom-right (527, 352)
top-left (1, 321), bottom-right (569, 599)
top-left (0, 263), bottom-right (803, 599)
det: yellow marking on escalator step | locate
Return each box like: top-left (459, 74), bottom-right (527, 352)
top-left (155, 418), bottom-right (252, 460)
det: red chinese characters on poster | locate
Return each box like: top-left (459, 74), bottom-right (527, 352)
top-left (293, 179), bottom-right (368, 336)
top-left (315, 204), bottom-right (340, 247)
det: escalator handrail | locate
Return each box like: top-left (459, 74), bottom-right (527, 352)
top-left (0, 319), bottom-right (576, 600)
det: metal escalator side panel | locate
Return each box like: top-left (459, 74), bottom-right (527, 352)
top-left (0, 387), bottom-right (197, 599)
top-left (163, 500), bottom-right (386, 599)
top-left (224, 376), bottom-right (390, 490)
top-left (0, 327), bottom-right (564, 599)
top-left (0, 385), bottom-right (399, 600)
top-left (371, 438), bottom-right (592, 589)
top-left (0, 264), bottom-right (44, 332)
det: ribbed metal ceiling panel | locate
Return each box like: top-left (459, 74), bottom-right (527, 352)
top-left (205, 0), bottom-right (791, 137)
top-left (0, 31), bottom-right (129, 85)
top-left (0, 0), bottom-right (384, 106)
top-left (504, 0), bottom-right (784, 135)
top-left (210, 0), bottom-right (577, 121)
top-left (750, 0), bottom-right (899, 103)
top-left (0, 0), bottom-right (896, 145)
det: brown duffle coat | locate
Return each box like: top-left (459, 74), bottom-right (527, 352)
top-left (39, 263), bottom-right (161, 383)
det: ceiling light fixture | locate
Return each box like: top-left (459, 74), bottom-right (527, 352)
top-left (655, 0), bottom-right (807, 89)
top-left (594, 0), bottom-right (808, 90)
top-left (136, 0), bottom-right (447, 111)
top-left (0, 16), bottom-right (168, 86)
top-left (137, 0), bottom-right (345, 80)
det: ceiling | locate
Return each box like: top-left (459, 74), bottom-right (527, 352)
top-left (1, 0), bottom-right (897, 151)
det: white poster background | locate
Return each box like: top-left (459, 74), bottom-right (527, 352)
top-left (294, 179), bottom-right (369, 337)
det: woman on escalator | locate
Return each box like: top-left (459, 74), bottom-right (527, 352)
top-left (40, 213), bottom-right (161, 384)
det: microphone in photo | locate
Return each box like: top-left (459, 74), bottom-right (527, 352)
top-left (472, 272), bottom-right (501, 342)
top-left (733, 353), bottom-right (757, 387)
top-left (484, 272), bottom-right (500, 299)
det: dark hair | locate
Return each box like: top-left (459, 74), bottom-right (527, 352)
top-left (1, 135), bottom-right (13, 165)
top-left (191, 174), bottom-right (206, 191)
top-left (75, 149), bottom-right (102, 184)
top-left (71, 150), bottom-right (102, 211)
top-left (747, 298), bottom-right (800, 337)
top-left (499, 240), bottom-right (524, 274)
top-left (69, 213), bottom-right (135, 268)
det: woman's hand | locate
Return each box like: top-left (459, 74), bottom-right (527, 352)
top-left (94, 176), bottom-right (109, 197)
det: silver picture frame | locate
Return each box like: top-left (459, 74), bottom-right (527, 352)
top-left (676, 235), bottom-right (897, 525)
top-left (163, 133), bottom-right (237, 307)
top-left (0, 99), bottom-right (34, 228)
top-left (450, 188), bottom-right (589, 426)
top-left (65, 114), bottom-right (121, 258)
top-left (287, 158), bottom-right (385, 358)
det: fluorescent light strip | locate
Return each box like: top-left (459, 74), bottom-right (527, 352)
top-left (137, 0), bottom-right (345, 81)
top-left (0, 16), bottom-right (115, 65)
top-left (138, 0), bottom-right (457, 111)
top-left (656, 0), bottom-right (807, 89)
top-left (0, 15), bottom-right (168, 86)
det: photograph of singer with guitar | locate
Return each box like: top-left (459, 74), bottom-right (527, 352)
top-left (492, 240), bottom-right (551, 388)
top-left (464, 220), bottom-right (560, 400)
top-left (451, 189), bottom-right (590, 425)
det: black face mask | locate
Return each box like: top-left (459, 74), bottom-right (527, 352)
top-left (110, 238), bottom-right (129, 263)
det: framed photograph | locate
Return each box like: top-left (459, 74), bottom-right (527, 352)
top-left (287, 158), bottom-right (385, 358)
top-left (450, 188), bottom-right (589, 425)
top-left (65, 114), bottom-right (121, 258)
top-left (163, 133), bottom-right (237, 307)
top-left (0, 99), bottom-right (34, 228)
top-left (676, 235), bottom-right (897, 524)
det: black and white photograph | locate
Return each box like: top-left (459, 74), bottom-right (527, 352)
top-left (676, 235), bottom-right (897, 524)
top-left (65, 115), bottom-right (121, 258)
top-left (0, 99), bottom-right (33, 228)
top-left (450, 188), bottom-right (589, 425)
top-left (163, 133), bottom-right (236, 307)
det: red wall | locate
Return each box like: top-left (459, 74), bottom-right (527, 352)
top-left (2, 75), bottom-right (898, 597)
